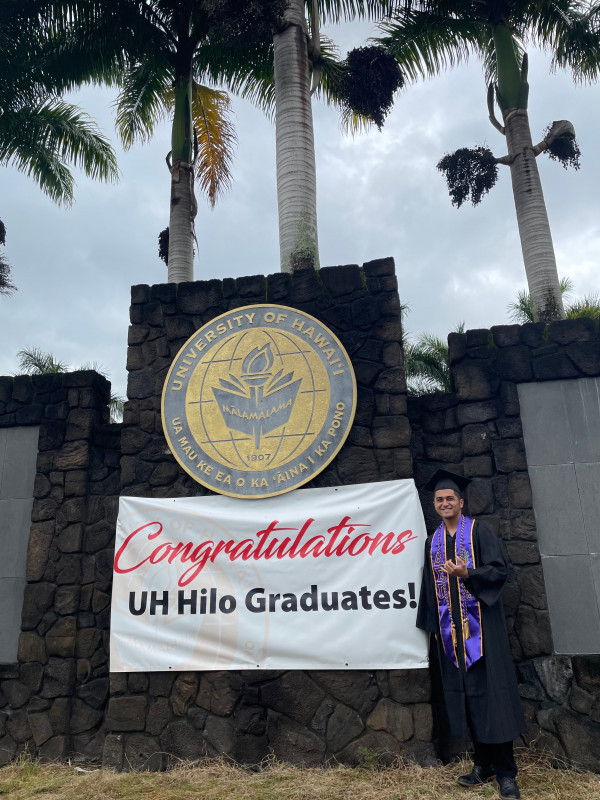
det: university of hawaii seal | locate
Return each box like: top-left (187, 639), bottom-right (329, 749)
top-left (161, 304), bottom-right (357, 498)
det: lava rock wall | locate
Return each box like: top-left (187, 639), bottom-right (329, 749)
top-left (107, 258), bottom-right (429, 769)
top-left (1, 269), bottom-right (600, 770)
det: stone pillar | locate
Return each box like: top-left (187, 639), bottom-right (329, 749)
top-left (0, 371), bottom-right (119, 764)
top-left (121, 260), bottom-right (412, 497)
top-left (104, 260), bottom-right (436, 769)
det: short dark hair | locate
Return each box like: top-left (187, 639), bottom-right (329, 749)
top-left (434, 488), bottom-right (463, 500)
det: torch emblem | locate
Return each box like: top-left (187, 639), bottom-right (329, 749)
top-left (213, 343), bottom-right (301, 449)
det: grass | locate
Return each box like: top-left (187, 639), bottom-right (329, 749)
top-left (1, 754), bottom-right (600, 800)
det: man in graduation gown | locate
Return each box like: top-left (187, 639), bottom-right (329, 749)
top-left (417, 470), bottom-right (527, 800)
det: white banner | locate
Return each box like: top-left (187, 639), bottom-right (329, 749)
top-left (110, 480), bottom-right (429, 672)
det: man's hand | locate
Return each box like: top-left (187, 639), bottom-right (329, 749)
top-left (442, 556), bottom-right (468, 579)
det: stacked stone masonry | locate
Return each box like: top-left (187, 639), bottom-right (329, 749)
top-left (0, 370), bottom-right (119, 764)
top-left (122, 259), bottom-right (412, 498)
top-left (0, 267), bottom-right (599, 770)
top-left (111, 259), bottom-right (424, 768)
top-left (2, 261), bottom-right (430, 770)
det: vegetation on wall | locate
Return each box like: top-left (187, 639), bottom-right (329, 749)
top-left (508, 278), bottom-right (600, 324)
top-left (406, 279), bottom-right (600, 396)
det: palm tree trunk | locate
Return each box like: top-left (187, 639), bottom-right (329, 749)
top-left (492, 21), bottom-right (564, 322)
top-left (273, 0), bottom-right (319, 272)
top-left (167, 69), bottom-right (196, 283)
top-left (502, 108), bottom-right (564, 322)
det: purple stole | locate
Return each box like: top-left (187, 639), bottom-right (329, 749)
top-left (430, 515), bottom-right (483, 669)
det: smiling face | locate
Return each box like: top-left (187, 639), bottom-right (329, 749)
top-left (434, 489), bottom-right (464, 525)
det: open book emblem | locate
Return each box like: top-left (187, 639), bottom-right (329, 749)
top-left (213, 344), bottom-right (301, 448)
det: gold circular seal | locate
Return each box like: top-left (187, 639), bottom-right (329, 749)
top-left (161, 304), bottom-right (357, 498)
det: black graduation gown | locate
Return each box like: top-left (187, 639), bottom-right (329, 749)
top-left (417, 520), bottom-right (527, 744)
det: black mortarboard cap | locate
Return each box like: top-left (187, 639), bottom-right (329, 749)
top-left (424, 469), bottom-right (470, 494)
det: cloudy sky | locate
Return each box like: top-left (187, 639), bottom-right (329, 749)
top-left (2, 20), bottom-right (599, 400)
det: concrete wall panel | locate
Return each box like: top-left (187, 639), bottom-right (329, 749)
top-left (0, 426), bottom-right (39, 499)
top-left (0, 577), bottom-right (27, 663)
top-left (521, 378), bottom-right (600, 656)
top-left (528, 464), bottom-right (588, 555)
top-left (0, 498), bottom-right (35, 579)
top-left (575, 463), bottom-right (600, 554)
top-left (563, 378), bottom-right (600, 463)
top-left (592, 554), bottom-right (600, 617)
top-left (0, 426), bottom-right (39, 663)
top-left (542, 555), bottom-right (600, 654)
top-left (0, 431), bottom-right (7, 494)
top-left (518, 381), bottom-right (571, 466)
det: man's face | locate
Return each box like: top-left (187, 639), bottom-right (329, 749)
top-left (434, 489), bottom-right (464, 521)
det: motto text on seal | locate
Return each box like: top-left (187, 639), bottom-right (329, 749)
top-left (162, 305), bottom-right (357, 498)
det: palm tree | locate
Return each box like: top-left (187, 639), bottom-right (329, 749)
top-left (1, 7), bottom-right (118, 297)
top-left (379, 0), bottom-right (600, 322)
top-left (15, 1), bottom-right (283, 283)
top-left (23, 2), bottom-right (399, 279)
top-left (16, 347), bottom-right (125, 422)
top-left (0, 6), bottom-right (118, 206)
top-left (156, 0), bottom-right (401, 274)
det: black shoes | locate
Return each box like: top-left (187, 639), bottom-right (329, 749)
top-left (458, 766), bottom-right (520, 798)
top-left (497, 777), bottom-right (520, 799)
top-left (457, 764), bottom-right (496, 786)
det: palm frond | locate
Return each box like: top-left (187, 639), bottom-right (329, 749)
top-left (116, 60), bottom-right (173, 149)
top-left (405, 332), bottom-right (452, 394)
top-left (310, 35), bottom-right (342, 98)
top-left (108, 393), bottom-right (125, 423)
top-left (338, 106), bottom-right (374, 135)
top-left (16, 347), bottom-right (68, 375)
top-left (566, 293), bottom-right (600, 320)
top-left (507, 289), bottom-right (536, 323)
top-left (376, 10), bottom-right (489, 82)
top-left (194, 39), bottom-right (276, 117)
top-left (1, 114), bottom-right (75, 204)
top-left (528, 1), bottom-right (600, 82)
top-left (3, 4), bottom-right (135, 100)
top-left (191, 84), bottom-right (237, 207)
top-left (373, 3), bottom-right (532, 87)
top-left (0, 5), bottom-right (119, 205)
top-left (0, 100), bottom-right (118, 204)
top-left (559, 275), bottom-right (574, 298)
top-left (508, 276), bottom-right (574, 323)
top-left (234, 73), bottom-right (276, 116)
top-left (403, 318), bottom-right (465, 395)
top-left (314, 0), bottom-right (397, 24)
